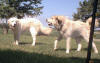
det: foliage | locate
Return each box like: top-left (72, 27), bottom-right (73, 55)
top-left (0, 0), bottom-right (43, 18)
top-left (73, 0), bottom-right (100, 20)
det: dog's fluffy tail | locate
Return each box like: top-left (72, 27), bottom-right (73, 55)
top-left (39, 26), bottom-right (52, 35)
top-left (86, 17), bottom-right (99, 27)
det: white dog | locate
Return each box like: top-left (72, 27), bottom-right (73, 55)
top-left (46, 16), bottom-right (98, 54)
top-left (8, 17), bottom-right (52, 46)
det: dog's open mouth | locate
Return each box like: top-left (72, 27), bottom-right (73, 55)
top-left (48, 23), bottom-right (53, 28)
top-left (48, 23), bottom-right (52, 26)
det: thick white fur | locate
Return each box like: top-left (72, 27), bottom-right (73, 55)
top-left (8, 17), bottom-right (52, 46)
top-left (47, 16), bottom-right (98, 54)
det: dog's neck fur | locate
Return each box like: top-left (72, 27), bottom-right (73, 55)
top-left (55, 18), bottom-right (65, 31)
top-left (55, 24), bottom-right (63, 31)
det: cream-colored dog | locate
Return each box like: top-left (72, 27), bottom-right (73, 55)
top-left (46, 16), bottom-right (98, 54)
top-left (86, 17), bottom-right (99, 27)
top-left (8, 17), bottom-right (52, 46)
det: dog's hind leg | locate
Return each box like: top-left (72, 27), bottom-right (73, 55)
top-left (30, 27), bottom-right (37, 46)
top-left (76, 38), bottom-right (82, 51)
top-left (66, 37), bottom-right (71, 54)
top-left (83, 33), bottom-right (98, 54)
top-left (92, 42), bottom-right (98, 53)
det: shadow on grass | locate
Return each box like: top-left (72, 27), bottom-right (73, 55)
top-left (54, 48), bottom-right (88, 52)
top-left (54, 48), bottom-right (66, 51)
top-left (71, 48), bottom-right (88, 51)
top-left (19, 42), bottom-right (46, 46)
top-left (0, 49), bottom-right (100, 63)
top-left (19, 42), bottom-right (32, 45)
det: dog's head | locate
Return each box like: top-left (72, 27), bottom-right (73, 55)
top-left (46, 16), bottom-right (66, 30)
top-left (8, 17), bottom-right (19, 29)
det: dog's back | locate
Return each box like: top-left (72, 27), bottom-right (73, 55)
top-left (18, 18), bottom-right (42, 31)
top-left (61, 19), bottom-right (90, 39)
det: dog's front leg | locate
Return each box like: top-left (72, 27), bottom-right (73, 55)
top-left (32, 35), bottom-right (36, 46)
top-left (54, 35), bottom-right (62, 50)
top-left (54, 39), bottom-right (58, 50)
top-left (14, 31), bottom-right (21, 45)
top-left (14, 33), bottom-right (17, 45)
top-left (66, 37), bottom-right (71, 54)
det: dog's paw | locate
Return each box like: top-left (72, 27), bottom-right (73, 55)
top-left (94, 50), bottom-right (98, 54)
top-left (54, 48), bottom-right (57, 50)
top-left (77, 49), bottom-right (81, 52)
top-left (32, 43), bottom-right (35, 46)
top-left (54, 48), bottom-right (58, 51)
top-left (66, 50), bottom-right (69, 54)
top-left (13, 42), bottom-right (19, 45)
top-left (16, 42), bottom-right (19, 45)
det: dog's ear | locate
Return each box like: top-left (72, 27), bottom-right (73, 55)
top-left (13, 19), bottom-right (19, 27)
top-left (16, 19), bottom-right (20, 25)
top-left (56, 16), bottom-right (66, 24)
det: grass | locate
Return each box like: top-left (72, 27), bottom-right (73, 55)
top-left (0, 29), bottom-right (100, 63)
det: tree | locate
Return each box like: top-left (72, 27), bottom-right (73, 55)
top-left (0, 0), bottom-right (43, 34)
top-left (0, 0), bottom-right (43, 19)
top-left (73, 0), bottom-right (100, 20)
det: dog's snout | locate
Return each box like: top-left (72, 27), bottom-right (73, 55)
top-left (13, 23), bottom-right (16, 27)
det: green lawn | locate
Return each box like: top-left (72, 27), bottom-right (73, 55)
top-left (0, 29), bottom-right (100, 63)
